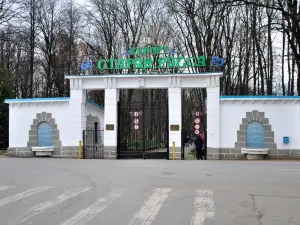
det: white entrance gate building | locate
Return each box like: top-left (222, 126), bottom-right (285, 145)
top-left (66, 72), bottom-right (222, 158)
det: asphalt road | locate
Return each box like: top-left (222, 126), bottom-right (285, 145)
top-left (0, 158), bottom-right (299, 225)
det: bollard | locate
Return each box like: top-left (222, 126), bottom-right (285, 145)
top-left (78, 141), bottom-right (82, 159)
top-left (172, 142), bottom-right (175, 160)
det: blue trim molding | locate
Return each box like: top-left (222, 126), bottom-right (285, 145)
top-left (4, 97), bottom-right (70, 103)
top-left (4, 97), bottom-right (104, 110)
top-left (87, 99), bottom-right (104, 110)
top-left (220, 95), bottom-right (300, 99)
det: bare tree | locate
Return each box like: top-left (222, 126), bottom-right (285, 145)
top-left (36, 0), bottom-right (63, 96)
top-left (216, 0), bottom-right (300, 95)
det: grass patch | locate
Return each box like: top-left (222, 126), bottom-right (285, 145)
top-left (184, 155), bottom-right (196, 160)
top-left (122, 140), bottom-right (165, 151)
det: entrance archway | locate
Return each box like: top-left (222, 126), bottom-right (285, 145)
top-left (66, 72), bottom-right (222, 159)
top-left (181, 88), bottom-right (207, 160)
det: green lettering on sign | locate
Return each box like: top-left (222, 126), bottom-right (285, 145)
top-left (88, 45), bottom-right (225, 72)
top-left (143, 58), bottom-right (153, 69)
top-left (134, 58), bottom-right (143, 69)
top-left (158, 58), bottom-right (167, 68)
top-left (167, 57), bottom-right (176, 69)
top-left (116, 59), bottom-right (125, 69)
top-left (97, 60), bottom-right (107, 70)
top-left (125, 59), bottom-right (134, 69)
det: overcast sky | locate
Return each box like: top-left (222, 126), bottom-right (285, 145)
top-left (75, 0), bottom-right (87, 5)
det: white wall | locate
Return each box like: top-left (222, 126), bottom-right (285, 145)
top-left (220, 98), bottom-right (300, 149)
top-left (69, 73), bottom-right (222, 90)
top-left (207, 87), bottom-right (220, 149)
top-left (168, 88), bottom-right (181, 147)
top-left (68, 89), bottom-right (87, 146)
top-left (104, 89), bottom-right (118, 147)
top-left (85, 101), bottom-right (105, 130)
top-left (9, 101), bottom-right (69, 147)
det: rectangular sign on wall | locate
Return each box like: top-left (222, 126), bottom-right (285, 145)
top-left (106, 124), bottom-right (114, 130)
top-left (170, 124), bottom-right (180, 131)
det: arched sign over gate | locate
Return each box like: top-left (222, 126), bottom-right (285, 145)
top-left (66, 45), bottom-right (223, 159)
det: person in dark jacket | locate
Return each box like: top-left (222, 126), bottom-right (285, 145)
top-left (194, 133), bottom-right (204, 160)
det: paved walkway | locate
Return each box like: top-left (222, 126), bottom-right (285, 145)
top-left (0, 158), bottom-right (299, 224)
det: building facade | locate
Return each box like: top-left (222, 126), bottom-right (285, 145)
top-left (4, 72), bottom-right (300, 160)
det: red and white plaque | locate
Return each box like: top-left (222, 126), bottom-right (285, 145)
top-left (194, 118), bottom-right (200, 124)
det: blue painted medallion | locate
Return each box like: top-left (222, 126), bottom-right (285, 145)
top-left (246, 122), bottom-right (264, 148)
top-left (37, 122), bottom-right (52, 146)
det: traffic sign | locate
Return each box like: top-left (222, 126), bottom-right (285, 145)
top-left (195, 111), bottom-right (200, 116)
top-left (194, 118), bottom-right (200, 124)
top-left (194, 124), bottom-right (200, 130)
top-left (133, 118), bottom-right (139, 124)
top-left (134, 112), bottom-right (139, 117)
top-left (195, 130), bottom-right (200, 135)
top-left (134, 125), bottom-right (139, 130)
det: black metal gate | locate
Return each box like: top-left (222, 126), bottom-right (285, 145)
top-left (117, 101), bottom-right (169, 159)
top-left (83, 130), bottom-right (104, 159)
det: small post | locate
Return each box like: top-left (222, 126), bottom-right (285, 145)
top-left (172, 141), bottom-right (175, 160)
top-left (167, 147), bottom-right (169, 160)
top-left (78, 141), bottom-right (82, 159)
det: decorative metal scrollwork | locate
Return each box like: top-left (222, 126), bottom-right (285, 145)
top-left (210, 56), bottom-right (225, 66)
top-left (80, 60), bottom-right (93, 71)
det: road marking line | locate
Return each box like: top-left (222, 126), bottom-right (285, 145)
top-left (5, 187), bottom-right (91, 225)
top-left (0, 186), bottom-right (52, 207)
top-left (191, 189), bottom-right (215, 225)
top-left (128, 188), bottom-right (171, 225)
top-left (61, 188), bottom-right (123, 225)
top-left (276, 169), bottom-right (300, 172)
top-left (276, 169), bottom-right (300, 175)
top-left (0, 186), bottom-right (15, 191)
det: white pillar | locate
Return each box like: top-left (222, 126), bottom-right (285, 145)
top-left (68, 89), bottom-right (86, 146)
top-left (168, 88), bottom-right (182, 149)
top-left (104, 88), bottom-right (119, 150)
top-left (206, 87), bottom-right (220, 158)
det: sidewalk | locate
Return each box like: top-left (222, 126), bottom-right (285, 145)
top-left (0, 150), bottom-right (7, 157)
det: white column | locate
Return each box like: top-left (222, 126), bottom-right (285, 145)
top-left (68, 89), bottom-right (86, 146)
top-left (104, 88), bottom-right (119, 148)
top-left (168, 88), bottom-right (182, 148)
top-left (206, 87), bottom-right (220, 150)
